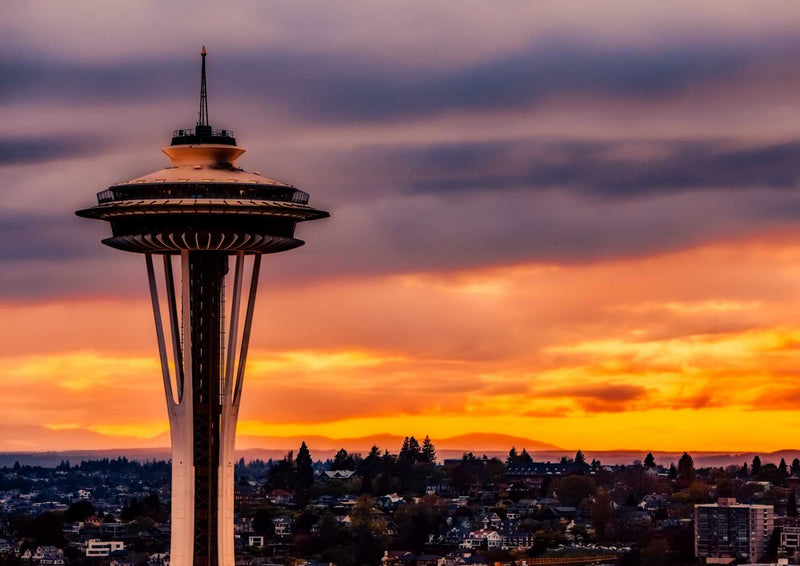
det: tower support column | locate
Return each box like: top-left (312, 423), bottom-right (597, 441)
top-left (187, 251), bottom-right (226, 566)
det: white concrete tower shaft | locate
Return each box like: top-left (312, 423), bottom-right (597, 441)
top-left (146, 251), bottom-right (261, 566)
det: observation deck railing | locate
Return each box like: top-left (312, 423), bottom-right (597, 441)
top-left (96, 184), bottom-right (310, 205)
top-left (172, 128), bottom-right (234, 138)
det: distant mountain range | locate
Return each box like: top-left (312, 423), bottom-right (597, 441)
top-left (0, 426), bottom-right (558, 454)
top-left (0, 432), bottom-right (559, 466)
top-left (231, 432), bottom-right (561, 453)
top-left (1, 429), bottom-right (798, 469)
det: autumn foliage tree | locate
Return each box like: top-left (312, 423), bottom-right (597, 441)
top-left (591, 488), bottom-right (613, 539)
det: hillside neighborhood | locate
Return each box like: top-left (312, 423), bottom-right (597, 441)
top-left (1, 438), bottom-right (798, 566)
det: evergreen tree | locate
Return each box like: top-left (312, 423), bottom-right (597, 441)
top-left (295, 442), bottom-right (314, 493)
top-left (789, 492), bottom-right (798, 518)
top-left (741, 462), bottom-right (748, 478)
top-left (677, 452), bottom-right (695, 483)
top-left (399, 437), bottom-right (412, 463)
top-left (574, 450), bottom-right (586, 465)
top-left (518, 448), bottom-right (533, 464)
top-left (399, 436), bottom-right (422, 464)
top-left (357, 445), bottom-right (381, 474)
top-left (792, 458), bottom-right (800, 477)
top-left (408, 436), bottom-right (421, 462)
top-left (332, 448), bottom-right (355, 470)
top-left (358, 445), bottom-right (382, 494)
top-left (752, 455), bottom-right (762, 477)
top-left (668, 463), bottom-right (677, 480)
top-left (420, 436), bottom-right (436, 463)
top-left (780, 458), bottom-right (789, 477)
top-left (268, 451), bottom-right (295, 490)
top-left (644, 452), bottom-right (656, 468)
top-left (507, 447), bottom-right (518, 465)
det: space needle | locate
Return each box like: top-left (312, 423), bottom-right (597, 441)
top-left (76, 48), bottom-right (329, 566)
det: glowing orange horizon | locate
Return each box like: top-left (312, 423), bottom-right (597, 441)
top-left (7, 227), bottom-right (800, 453)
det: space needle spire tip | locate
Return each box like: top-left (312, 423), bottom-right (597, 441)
top-left (198, 46), bottom-right (209, 127)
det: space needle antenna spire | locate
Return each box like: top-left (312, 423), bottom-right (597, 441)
top-left (198, 46), bottom-right (209, 127)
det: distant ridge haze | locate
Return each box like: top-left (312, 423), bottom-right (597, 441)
top-left (0, 427), bottom-right (560, 454)
top-left (2, 428), bottom-right (799, 469)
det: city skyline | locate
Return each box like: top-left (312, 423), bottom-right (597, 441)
top-left (8, 2), bottom-right (800, 453)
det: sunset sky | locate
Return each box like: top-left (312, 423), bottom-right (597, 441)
top-left (6, 2), bottom-right (800, 453)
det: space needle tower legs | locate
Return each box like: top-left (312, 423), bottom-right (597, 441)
top-left (144, 252), bottom-right (261, 566)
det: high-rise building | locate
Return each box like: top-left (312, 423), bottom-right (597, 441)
top-left (695, 497), bottom-right (774, 563)
top-left (76, 48), bottom-right (329, 566)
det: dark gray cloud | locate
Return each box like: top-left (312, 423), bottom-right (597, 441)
top-left (0, 37), bottom-right (783, 124)
top-left (270, 41), bottom-right (749, 122)
top-left (0, 57), bottom-right (194, 105)
top-left (0, 214), bottom-right (101, 261)
top-left (256, 137), bottom-right (800, 202)
top-left (0, 136), bottom-right (108, 166)
top-left (392, 138), bottom-right (800, 198)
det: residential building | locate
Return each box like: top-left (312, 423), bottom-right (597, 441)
top-left (780, 525), bottom-right (800, 555)
top-left (461, 529), bottom-right (501, 550)
top-left (247, 536), bottom-right (264, 548)
top-left (505, 462), bottom-right (590, 492)
top-left (273, 516), bottom-right (293, 537)
top-left (86, 540), bottom-right (125, 558)
top-left (99, 522), bottom-right (126, 537)
top-left (267, 489), bottom-right (294, 506)
top-left (695, 498), bottom-right (773, 563)
top-left (323, 470), bottom-right (355, 480)
top-left (501, 531), bottom-right (534, 549)
top-left (31, 547), bottom-right (64, 566)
